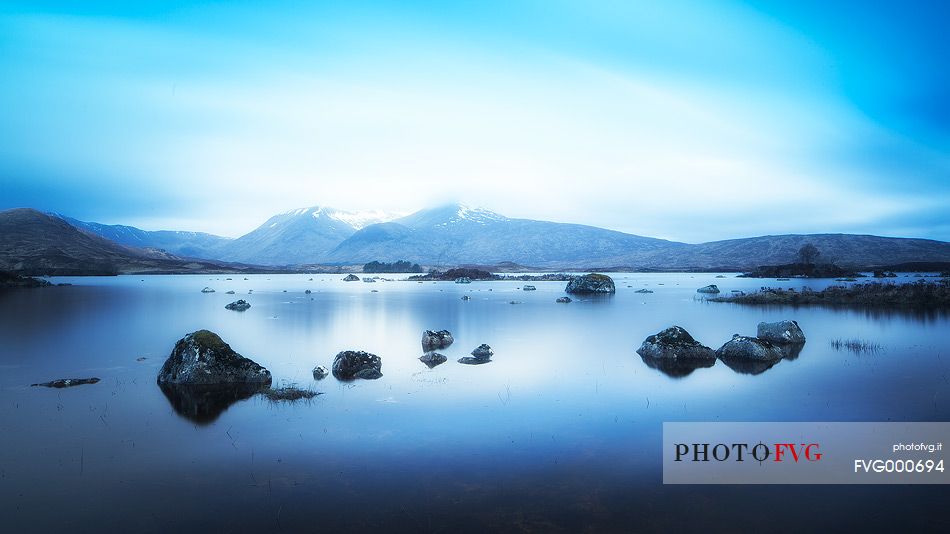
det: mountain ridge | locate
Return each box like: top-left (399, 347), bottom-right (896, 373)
top-left (3, 205), bottom-right (950, 273)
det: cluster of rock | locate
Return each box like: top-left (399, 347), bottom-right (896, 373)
top-left (565, 273), bottom-right (615, 294)
top-left (636, 320), bottom-right (806, 377)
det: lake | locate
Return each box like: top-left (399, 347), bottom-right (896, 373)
top-left (1, 273), bottom-right (948, 532)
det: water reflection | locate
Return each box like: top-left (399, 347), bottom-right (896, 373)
top-left (717, 355), bottom-right (782, 375)
top-left (159, 382), bottom-right (266, 425)
top-left (638, 354), bottom-right (716, 378)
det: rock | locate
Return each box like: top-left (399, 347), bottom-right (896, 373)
top-left (715, 275), bottom-right (726, 278)
top-left (225, 299), bottom-right (251, 311)
top-left (31, 377), bottom-right (100, 388)
top-left (458, 356), bottom-right (492, 365)
top-left (157, 330), bottom-right (272, 385)
top-left (422, 329), bottom-right (454, 351)
top-left (225, 290), bottom-right (235, 294)
top-left (556, 296), bottom-right (572, 303)
top-left (696, 285), bottom-right (720, 294)
top-left (716, 334), bottom-right (785, 362)
top-left (312, 366), bottom-right (329, 380)
top-left (343, 274), bottom-right (360, 282)
top-left (419, 352), bottom-right (447, 368)
top-left (454, 277), bottom-right (472, 284)
top-left (522, 285), bottom-right (536, 291)
top-left (305, 289), bottom-right (312, 294)
top-left (201, 287), bottom-right (215, 293)
top-left (634, 289), bottom-right (653, 294)
top-left (509, 300), bottom-right (521, 304)
top-left (470, 344), bottom-right (493, 361)
top-left (460, 295), bottom-right (471, 300)
top-left (363, 278), bottom-right (376, 283)
top-left (636, 326), bottom-right (716, 361)
top-left (565, 273), bottom-right (615, 294)
top-left (756, 320), bottom-right (806, 344)
top-left (332, 350), bottom-right (382, 380)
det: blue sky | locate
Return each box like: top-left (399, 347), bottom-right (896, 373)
top-left (0, 0), bottom-right (947, 242)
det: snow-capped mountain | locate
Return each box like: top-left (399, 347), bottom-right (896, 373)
top-left (215, 206), bottom-right (401, 265)
top-left (322, 203), bottom-right (682, 267)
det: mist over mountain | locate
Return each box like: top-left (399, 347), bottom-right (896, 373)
top-left (4, 204), bottom-right (950, 273)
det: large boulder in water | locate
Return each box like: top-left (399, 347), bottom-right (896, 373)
top-left (636, 326), bottom-right (716, 361)
top-left (343, 274), bottom-right (360, 282)
top-left (565, 273), bottom-right (615, 294)
top-left (332, 350), bottom-right (382, 380)
top-left (696, 285), bottom-right (720, 294)
top-left (157, 330), bottom-right (272, 386)
top-left (756, 320), bottom-right (806, 344)
top-left (716, 334), bottom-right (785, 362)
top-left (225, 299), bottom-right (251, 311)
top-left (421, 329), bottom-right (454, 351)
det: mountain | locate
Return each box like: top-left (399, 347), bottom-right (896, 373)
top-left (612, 234), bottom-right (950, 270)
top-left (323, 203), bottom-right (685, 267)
top-left (59, 215), bottom-right (232, 258)
top-left (216, 206), bottom-right (400, 265)
top-left (0, 208), bottom-right (269, 275)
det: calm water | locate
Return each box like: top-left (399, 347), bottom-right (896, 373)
top-left (1, 273), bottom-right (948, 532)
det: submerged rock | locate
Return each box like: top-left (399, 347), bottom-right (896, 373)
top-left (522, 285), bottom-right (537, 291)
top-left (312, 366), bottom-right (329, 380)
top-left (636, 326), bottom-right (716, 361)
top-left (332, 350), bottom-right (382, 380)
top-left (363, 278), bottom-right (376, 283)
top-left (305, 289), bottom-right (312, 294)
top-left (634, 289), bottom-right (654, 294)
top-left (556, 296), bottom-right (572, 303)
top-left (419, 352), bottom-right (448, 368)
top-left (225, 290), bottom-right (235, 294)
top-left (31, 377), bottom-right (100, 388)
top-left (458, 356), bottom-right (492, 365)
top-left (343, 274), bottom-right (360, 282)
top-left (756, 320), bottom-right (806, 344)
top-left (201, 287), bottom-right (215, 293)
top-left (696, 285), bottom-right (720, 294)
top-left (157, 330), bottom-right (272, 385)
top-left (225, 299), bottom-right (251, 311)
top-left (716, 334), bottom-right (785, 362)
top-left (565, 273), bottom-right (615, 294)
top-left (421, 329), bottom-right (454, 351)
top-left (460, 295), bottom-right (472, 301)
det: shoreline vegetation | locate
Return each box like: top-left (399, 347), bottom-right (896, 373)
top-left (710, 280), bottom-right (950, 308)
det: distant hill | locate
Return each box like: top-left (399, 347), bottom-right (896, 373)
top-left (611, 234), bottom-right (950, 270)
top-left (0, 209), bottom-right (271, 275)
top-left (59, 215), bottom-right (233, 258)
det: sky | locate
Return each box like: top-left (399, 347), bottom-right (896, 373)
top-left (0, 0), bottom-right (947, 243)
